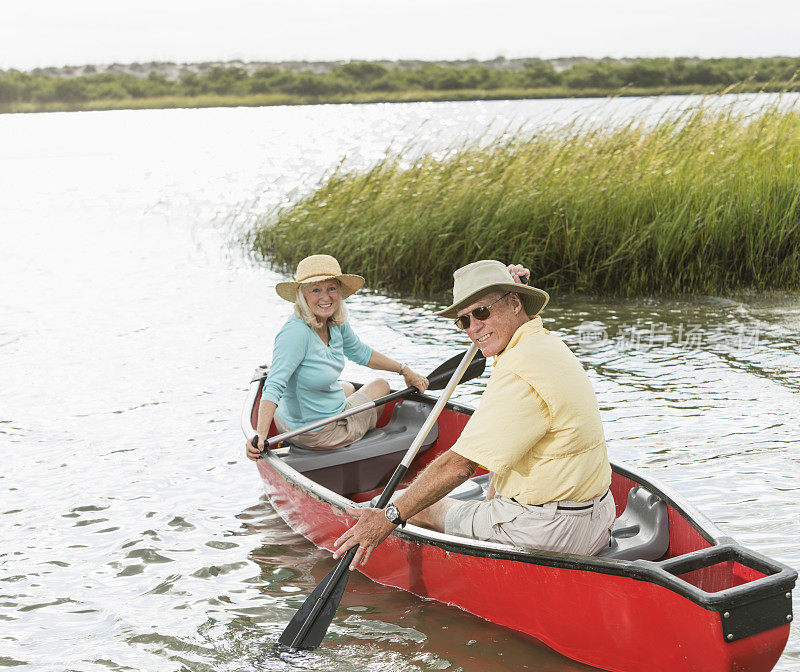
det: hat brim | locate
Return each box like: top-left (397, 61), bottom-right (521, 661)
top-left (435, 283), bottom-right (549, 319)
top-left (275, 273), bottom-right (365, 302)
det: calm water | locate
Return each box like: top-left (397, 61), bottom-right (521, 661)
top-left (1, 95), bottom-right (798, 672)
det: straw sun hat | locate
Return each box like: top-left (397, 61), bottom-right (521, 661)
top-left (436, 260), bottom-right (549, 319)
top-left (275, 254), bottom-right (365, 303)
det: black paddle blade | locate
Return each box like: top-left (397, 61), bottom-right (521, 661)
top-left (277, 550), bottom-right (355, 650)
top-left (427, 349), bottom-right (486, 390)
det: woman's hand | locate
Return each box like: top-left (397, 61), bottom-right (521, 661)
top-left (403, 367), bottom-right (429, 393)
top-left (507, 263), bottom-right (531, 284)
top-left (250, 400), bottom-right (277, 461)
top-left (246, 436), bottom-right (264, 461)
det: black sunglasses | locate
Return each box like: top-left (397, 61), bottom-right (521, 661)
top-left (454, 292), bottom-right (511, 330)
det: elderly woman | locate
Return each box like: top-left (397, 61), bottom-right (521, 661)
top-left (246, 255), bottom-right (428, 460)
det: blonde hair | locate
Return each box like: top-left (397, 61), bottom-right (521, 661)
top-left (294, 282), bottom-right (348, 329)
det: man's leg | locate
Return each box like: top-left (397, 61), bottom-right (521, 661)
top-left (408, 496), bottom-right (462, 532)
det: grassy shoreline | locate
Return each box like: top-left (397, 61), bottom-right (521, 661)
top-left (249, 98), bottom-right (800, 297)
top-left (2, 81), bottom-right (800, 115)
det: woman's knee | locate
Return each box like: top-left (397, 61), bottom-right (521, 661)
top-left (341, 381), bottom-right (356, 397)
top-left (362, 378), bottom-right (390, 399)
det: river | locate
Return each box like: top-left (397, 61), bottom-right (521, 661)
top-left (1, 95), bottom-right (798, 672)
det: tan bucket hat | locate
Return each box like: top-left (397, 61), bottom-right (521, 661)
top-left (436, 260), bottom-right (549, 319)
top-left (275, 254), bottom-right (365, 302)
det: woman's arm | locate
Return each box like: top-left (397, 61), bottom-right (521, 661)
top-left (246, 399), bottom-right (277, 461)
top-left (247, 320), bottom-right (306, 461)
top-left (339, 320), bottom-right (429, 392)
top-left (367, 350), bottom-right (429, 393)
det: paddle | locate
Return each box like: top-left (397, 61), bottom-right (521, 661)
top-left (252, 348), bottom-right (486, 454)
top-left (276, 344), bottom-right (481, 650)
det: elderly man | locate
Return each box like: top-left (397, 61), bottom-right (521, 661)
top-left (333, 260), bottom-right (615, 569)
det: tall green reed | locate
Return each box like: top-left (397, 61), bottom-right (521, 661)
top-left (250, 98), bottom-right (800, 297)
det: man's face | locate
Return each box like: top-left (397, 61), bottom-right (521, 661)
top-left (457, 292), bottom-right (523, 357)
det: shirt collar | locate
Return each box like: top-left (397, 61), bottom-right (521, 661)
top-left (495, 316), bottom-right (544, 362)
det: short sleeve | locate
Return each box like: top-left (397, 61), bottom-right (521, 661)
top-left (449, 366), bottom-right (549, 476)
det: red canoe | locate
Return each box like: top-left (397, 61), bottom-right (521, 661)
top-left (242, 365), bottom-right (796, 672)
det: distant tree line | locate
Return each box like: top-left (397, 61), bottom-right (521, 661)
top-left (2, 57), bottom-right (799, 104)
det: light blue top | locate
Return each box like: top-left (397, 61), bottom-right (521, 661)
top-left (261, 315), bottom-right (373, 430)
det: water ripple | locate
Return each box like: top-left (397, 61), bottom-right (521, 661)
top-left (1, 99), bottom-right (797, 671)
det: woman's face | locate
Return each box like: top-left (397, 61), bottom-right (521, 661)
top-left (302, 280), bottom-right (340, 322)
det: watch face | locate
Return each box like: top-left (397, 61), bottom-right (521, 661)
top-left (385, 504), bottom-right (400, 523)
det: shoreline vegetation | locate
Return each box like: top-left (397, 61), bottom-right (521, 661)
top-left (2, 56), bottom-right (800, 114)
top-left (249, 99), bottom-right (800, 297)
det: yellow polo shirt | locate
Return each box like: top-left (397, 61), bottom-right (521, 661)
top-left (450, 317), bottom-right (611, 505)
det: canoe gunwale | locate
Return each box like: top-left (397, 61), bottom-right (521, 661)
top-left (243, 366), bottom-right (796, 641)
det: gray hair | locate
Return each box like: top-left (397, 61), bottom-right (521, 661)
top-left (294, 283), bottom-right (348, 329)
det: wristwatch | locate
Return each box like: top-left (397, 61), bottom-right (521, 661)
top-left (384, 503), bottom-right (406, 527)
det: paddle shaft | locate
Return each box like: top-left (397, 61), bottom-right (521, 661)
top-left (257, 387), bottom-right (404, 451)
top-left (281, 343), bottom-right (480, 649)
top-left (254, 350), bottom-right (484, 453)
top-left (373, 346), bottom-right (480, 504)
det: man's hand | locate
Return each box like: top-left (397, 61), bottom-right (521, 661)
top-left (507, 264), bottom-right (531, 284)
top-left (486, 472), bottom-right (496, 500)
top-left (333, 506), bottom-right (397, 570)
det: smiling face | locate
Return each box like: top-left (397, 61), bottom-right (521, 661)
top-left (458, 291), bottom-right (527, 357)
top-left (302, 279), bottom-right (341, 323)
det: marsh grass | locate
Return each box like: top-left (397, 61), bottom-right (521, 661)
top-left (250, 98), bottom-right (800, 297)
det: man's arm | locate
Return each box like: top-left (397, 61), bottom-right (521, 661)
top-left (395, 449), bottom-right (478, 519)
top-left (332, 450), bottom-right (478, 570)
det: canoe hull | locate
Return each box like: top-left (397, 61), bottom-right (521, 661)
top-left (256, 455), bottom-right (791, 672)
top-left (243, 368), bottom-right (794, 672)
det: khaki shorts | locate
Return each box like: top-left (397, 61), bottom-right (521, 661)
top-left (444, 490), bottom-right (616, 556)
top-left (274, 390), bottom-right (379, 450)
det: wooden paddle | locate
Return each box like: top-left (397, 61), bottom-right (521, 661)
top-left (251, 348), bottom-right (486, 455)
top-left (276, 344), bottom-right (481, 650)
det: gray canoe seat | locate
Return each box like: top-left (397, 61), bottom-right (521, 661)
top-left (598, 485), bottom-right (670, 561)
top-left (447, 472), bottom-right (492, 500)
top-left (281, 400), bottom-right (439, 496)
top-left (447, 479), bottom-right (670, 561)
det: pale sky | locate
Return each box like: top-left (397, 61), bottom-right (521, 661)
top-left (2, 0), bottom-right (799, 70)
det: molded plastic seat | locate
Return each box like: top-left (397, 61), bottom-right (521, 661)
top-left (598, 486), bottom-right (670, 561)
top-left (447, 472), bottom-right (492, 500)
top-left (281, 400), bottom-right (439, 495)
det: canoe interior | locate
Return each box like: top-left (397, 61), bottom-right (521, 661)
top-left (254, 386), bottom-right (779, 596)
top-left (249, 374), bottom-right (794, 672)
